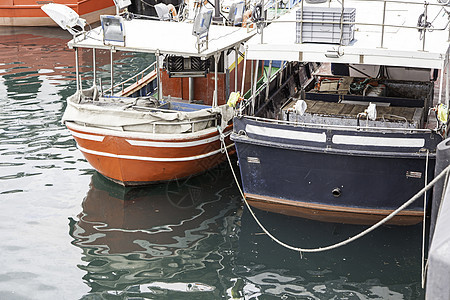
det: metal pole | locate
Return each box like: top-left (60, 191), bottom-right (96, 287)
top-left (279, 61), bottom-right (284, 86)
top-left (252, 60), bottom-right (259, 115)
top-left (265, 60), bottom-right (272, 100)
top-left (422, 2), bottom-right (428, 52)
top-left (92, 48), bottom-right (96, 86)
top-left (439, 68), bottom-right (444, 104)
top-left (75, 47), bottom-right (80, 91)
top-left (241, 46), bottom-right (247, 94)
top-left (110, 48), bottom-right (114, 95)
top-left (189, 77), bottom-right (194, 103)
top-left (235, 45), bottom-right (239, 92)
top-left (213, 0), bottom-right (222, 22)
top-left (339, 0), bottom-right (344, 45)
top-left (250, 60), bottom-right (254, 96)
top-left (300, 0), bottom-right (304, 44)
top-left (446, 62), bottom-right (449, 107)
top-left (275, 0), bottom-right (278, 19)
top-left (156, 50), bottom-right (162, 100)
top-left (380, 1), bottom-right (387, 48)
top-left (225, 52), bottom-right (230, 101)
top-left (448, 20), bottom-right (450, 42)
top-left (214, 52), bottom-right (219, 107)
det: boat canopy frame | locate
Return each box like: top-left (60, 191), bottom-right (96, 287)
top-left (69, 18), bottom-right (256, 107)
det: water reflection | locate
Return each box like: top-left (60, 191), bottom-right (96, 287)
top-left (71, 162), bottom-right (424, 299)
top-left (235, 208), bottom-right (424, 299)
top-left (70, 164), bottom-right (242, 298)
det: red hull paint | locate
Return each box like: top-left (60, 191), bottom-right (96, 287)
top-left (0, 0), bottom-right (115, 27)
top-left (66, 122), bottom-right (234, 186)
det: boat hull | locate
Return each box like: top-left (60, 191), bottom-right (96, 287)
top-left (66, 122), bottom-right (234, 186)
top-left (0, 0), bottom-right (115, 27)
top-left (232, 117), bottom-right (441, 225)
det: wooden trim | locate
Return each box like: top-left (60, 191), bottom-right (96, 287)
top-left (245, 193), bottom-right (423, 226)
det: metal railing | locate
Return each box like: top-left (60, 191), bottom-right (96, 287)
top-left (240, 61), bottom-right (291, 115)
top-left (240, 114), bottom-right (434, 133)
top-left (105, 61), bottom-right (157, 95)
top-left (254, 0), bottom-right (450, 51)
top-left (237, 60), bottom-right (436, 134)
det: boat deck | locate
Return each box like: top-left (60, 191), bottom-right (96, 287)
top-left (281, 98), bottom-right (424, 128)
top-left (245, 0), bottom-right (450, 69)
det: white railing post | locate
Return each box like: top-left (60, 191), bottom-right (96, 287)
top-left (110, 48), bottom-right (114, 95)
top-left (92, 48), bottom-right (96, 86)
top-left (156, 50), bottom-right (162, 100)
top-left (75, 48), bottom-right (80, 91)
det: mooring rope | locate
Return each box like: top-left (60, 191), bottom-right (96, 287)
top-left (217, 125), bottom-right (450, 254)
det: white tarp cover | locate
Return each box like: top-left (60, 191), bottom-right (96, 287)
top-left (62, 90), bottom-right (234, 133)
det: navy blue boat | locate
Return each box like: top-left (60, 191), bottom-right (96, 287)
top-left (232, 60), bottom-right (444, 225)
top-left (229, 0), bottom-right (450, 225)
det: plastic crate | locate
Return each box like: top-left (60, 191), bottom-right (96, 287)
top-left (296, 7), bottom-right (356, 45)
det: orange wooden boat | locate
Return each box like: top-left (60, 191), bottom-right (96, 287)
top-left (60, 14), bottom-right (254, 186)
top-left (0, 0), bottom-right (115, 26)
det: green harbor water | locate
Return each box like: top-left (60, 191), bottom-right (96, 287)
top-left (0, 27), bottom-right (425, 299)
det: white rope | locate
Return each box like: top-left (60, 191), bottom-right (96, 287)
top-left (218, 125), bottom-right (450, 254)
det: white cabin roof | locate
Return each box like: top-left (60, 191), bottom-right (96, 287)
top-left (246, 0), bottom-right (450, 69)
top-left (68, 19), bottom-right (255, 57)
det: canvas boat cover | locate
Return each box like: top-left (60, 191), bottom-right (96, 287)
top-left (62, 89), bottom-right (234, 134)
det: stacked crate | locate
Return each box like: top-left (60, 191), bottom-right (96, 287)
top-left (296, 7), bottom-right (356, 45)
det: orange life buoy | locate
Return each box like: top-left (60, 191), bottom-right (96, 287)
top-left (167, 4), bottom-right (178, 18)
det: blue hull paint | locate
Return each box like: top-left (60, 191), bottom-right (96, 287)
top-left (232, 117), bottom-right (440, 223)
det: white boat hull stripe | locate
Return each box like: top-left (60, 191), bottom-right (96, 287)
top-left (332, 135), bottom-right (425, 148)
top-left (246, 124), bottom-right (327, 143)
top-left (77, 144), bottom-right (233, 162)
top-left (70, 130), bottom-right (105, 142)
top-left (126, 135), bottom-right (220, 147)
top-left (69, 128), bottom-right (226, 148)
